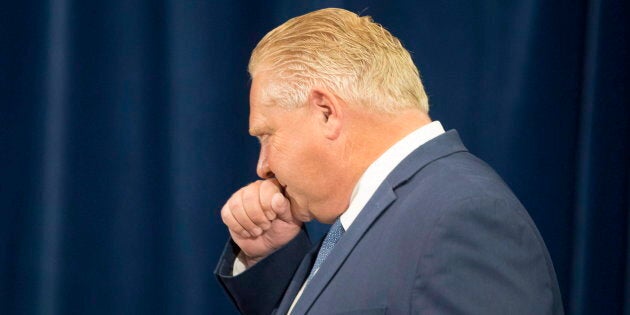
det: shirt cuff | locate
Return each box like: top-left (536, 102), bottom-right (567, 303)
top-left (232, 252), bottom-right (247, 276)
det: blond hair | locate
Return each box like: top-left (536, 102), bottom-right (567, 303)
top-left (248, 8), bottom-right (429, 113)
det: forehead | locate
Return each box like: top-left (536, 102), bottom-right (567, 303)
top-left (248, 75), bottom-right (274, 134)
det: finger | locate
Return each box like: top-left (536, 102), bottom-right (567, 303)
top-left (259, 180), bottom-right (281, 221)
top-left (241, 182), bottom-right (272, 230)
top-left (271, 192), bottom-right (292, 222)
top-left (230, 191), bottom-right (264, 237)
top-left (221, 202), bottom-right (251, 238)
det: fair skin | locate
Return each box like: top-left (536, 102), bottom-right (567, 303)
top-left (220, 71), bottom-right (431, 267)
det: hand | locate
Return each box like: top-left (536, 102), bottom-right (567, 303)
top-left (221, 179), bottom-right (303, 267)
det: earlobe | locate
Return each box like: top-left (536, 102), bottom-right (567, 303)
top-left (308, 88), bottom-right (343, 140)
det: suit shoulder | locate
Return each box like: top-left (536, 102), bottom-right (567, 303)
top-left (397, 150), bottom-right (521, 208)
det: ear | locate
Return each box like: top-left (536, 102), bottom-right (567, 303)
top-left (307, 88), bottom-right (343, 140)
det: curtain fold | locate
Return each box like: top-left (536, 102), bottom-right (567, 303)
top-left (1, 0), bottom-right (627, 314)
top-left (571, 0), bottom-right (630, 314)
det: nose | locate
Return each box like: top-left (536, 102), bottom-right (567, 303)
top-left (256, 144), bottom-right (274, 179)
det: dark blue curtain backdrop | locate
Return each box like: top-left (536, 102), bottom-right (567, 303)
top-left (1, 0), bottom-right (628, 314)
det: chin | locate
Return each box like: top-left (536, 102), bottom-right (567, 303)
top-left (300, 216), bottom-right (314, 223)
top-left (308, 211), bottom-right (337, 225)
top-left (294, 211), bottom-right (313, 223)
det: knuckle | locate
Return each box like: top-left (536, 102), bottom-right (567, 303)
top-left (220, 207), bottom-right (236, 226)
top-left (220, 207), bottom-right (229, 223)
top-left (259, 179), bottom-right (272, 189)
top-left (249, 210), bottom-right (267, 225)
top-left (241, 185), bottom-right (258, 205)
top-left (228, 192), bottom-right (242, 210)
top-left (259, 181), bottom-right (278, 206)
top-left (260, 179), bottom-right (279, 192)
top-left (241, 193), bottom-right (255, 206)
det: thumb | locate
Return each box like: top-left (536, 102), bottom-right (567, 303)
top-left (271, 192), bottom-right (292, 222)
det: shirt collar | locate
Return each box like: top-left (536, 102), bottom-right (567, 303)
top-left (339, 121), bottom-right (445, 230)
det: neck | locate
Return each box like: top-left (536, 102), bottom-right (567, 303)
top-left (347, 108), bottom-right (430, 172)
top-left (317, 108), bottom-right (430, 222)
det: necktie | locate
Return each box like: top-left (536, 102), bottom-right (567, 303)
top-left (306, 218), bottom-right (345, 284)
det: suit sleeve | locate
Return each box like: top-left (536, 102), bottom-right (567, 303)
top-left (214, 228), bottom-right (312, 315)
top-left (411, 197), bottom-right (564, 315)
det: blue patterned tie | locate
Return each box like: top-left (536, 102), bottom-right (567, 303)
top-left (306, 218), bottom-right (345, 284)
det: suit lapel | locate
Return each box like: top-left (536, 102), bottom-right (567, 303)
top-left (386, 130), bottom-right (468, 191)
top-left (289, 185), bottom-right (397, 314)
top-left (275, 247), bottom-right (318, 314)
top-left (286, 130), bottom-right (468, 314)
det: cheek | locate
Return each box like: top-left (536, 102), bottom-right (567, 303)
top-left (270, 134), bottom-right (305, 162)
top-left (270, 140), bottom-right (316, 185)
top-left (265, 138), bottom-right (296, 176)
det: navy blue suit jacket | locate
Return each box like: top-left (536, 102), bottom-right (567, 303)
top-left (216, 130), bottom-right (564, 314)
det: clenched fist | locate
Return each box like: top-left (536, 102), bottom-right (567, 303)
top-left (221, 179), bottom-right (303, 267)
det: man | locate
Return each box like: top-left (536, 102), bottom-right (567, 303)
top-left (215, 8), bottom-right (563, 315)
